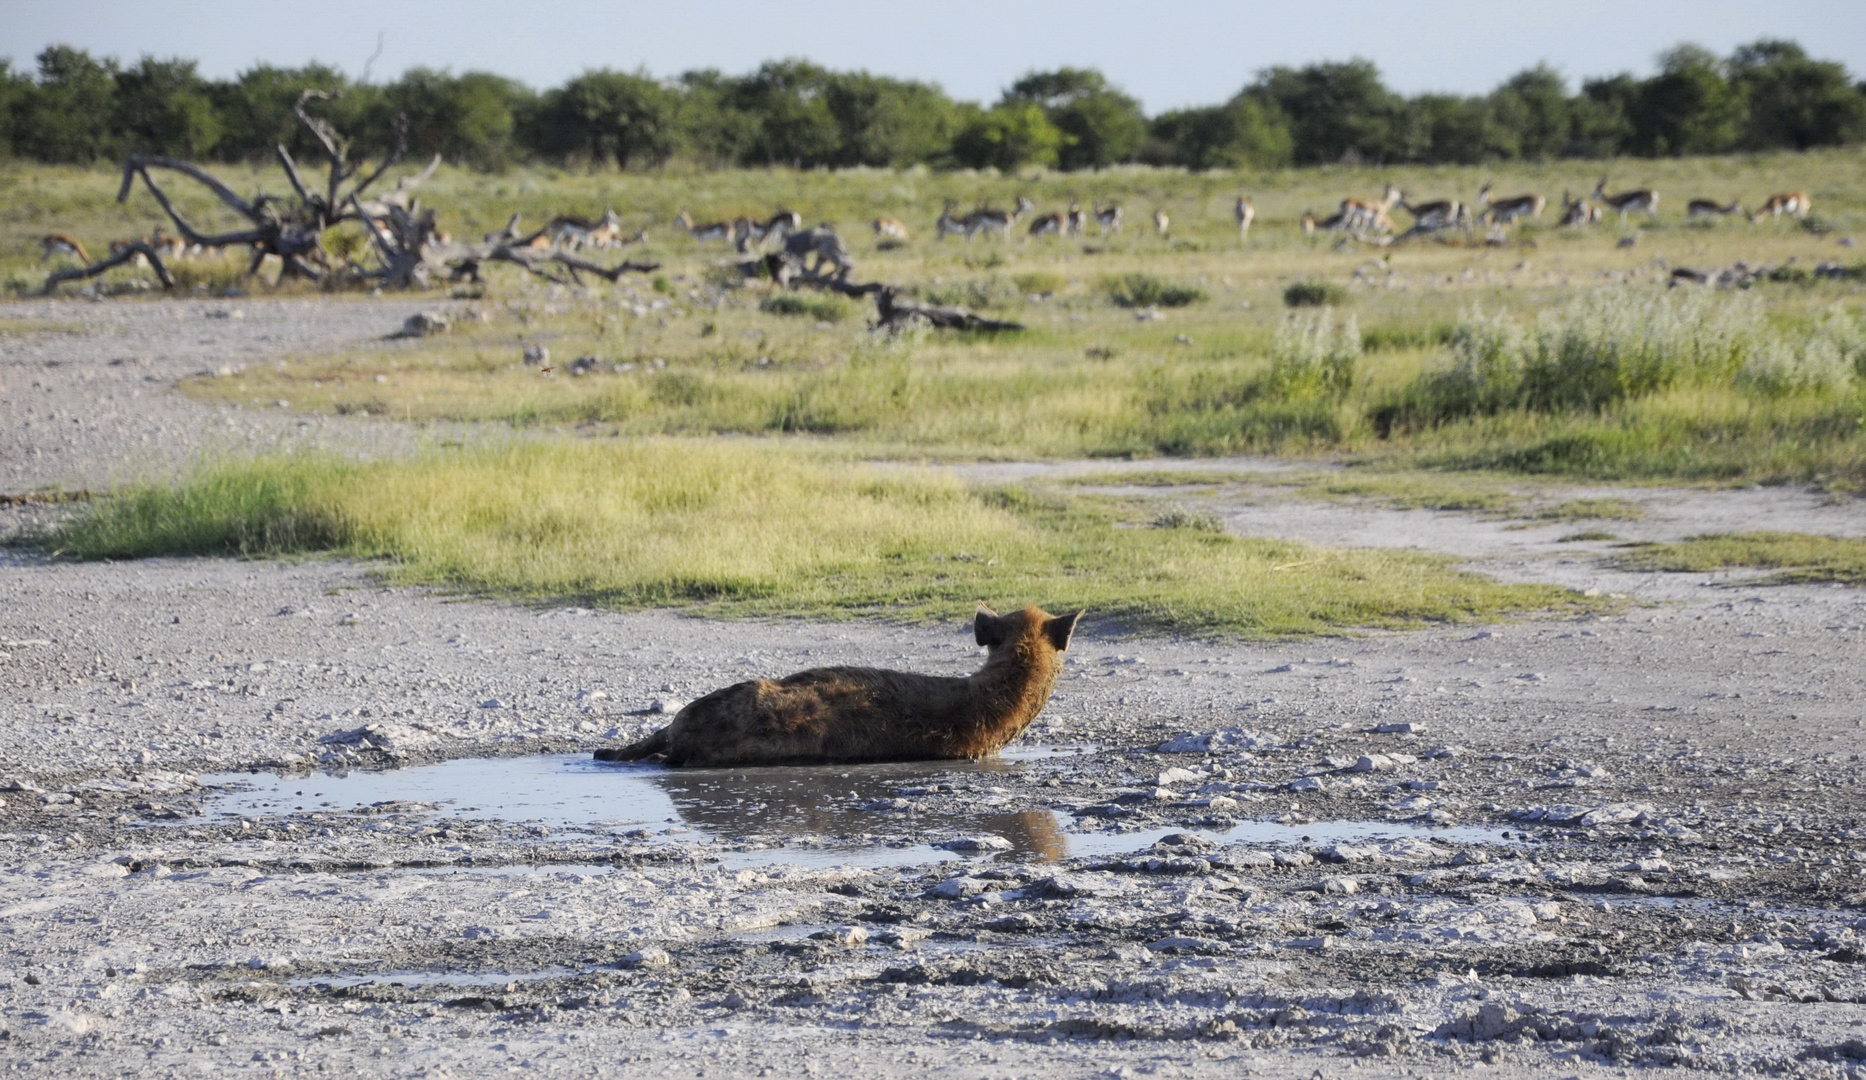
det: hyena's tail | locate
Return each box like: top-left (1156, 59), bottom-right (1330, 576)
top-left (593, 727), bottom-right (670, 762)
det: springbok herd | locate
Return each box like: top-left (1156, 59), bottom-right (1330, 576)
top-left (37, 176), bottom-right (1814, 269)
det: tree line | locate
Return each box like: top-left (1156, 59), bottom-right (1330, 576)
top-left (2, 40), bottom-right (1862, 173)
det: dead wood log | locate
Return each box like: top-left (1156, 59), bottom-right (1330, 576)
top-left (39, 240), bottom-right (174, 295)
top-left (874, 287), bottom-right (1024, 333)
top-left (451, 246), bottom-right (660, 286)
top-left (44, 90), bottom-right (419, 293)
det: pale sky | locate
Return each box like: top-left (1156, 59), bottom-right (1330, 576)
top-left (4, 0), bottom-right (1864, 112)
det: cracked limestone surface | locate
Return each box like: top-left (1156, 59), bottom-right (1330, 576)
top-left (1, 297), bottom-right (1864, 1078)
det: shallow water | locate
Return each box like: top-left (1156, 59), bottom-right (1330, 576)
top-left (200, 749), bottom-right (1506, 867)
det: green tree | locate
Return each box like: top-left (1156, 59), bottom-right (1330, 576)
top-left (1728, 39), bottom-right (1866, 150)
top-left (1147, 94), bottom-right (1291, 169)
top-left (1409, 93), bottom-right (1515, 163)
top-left (113, 55), bottom-right (222, 157)
top-left (822, 72), bottom-right (958, 167)
top-left (1629, 44), bottom-right (1742, 155)
top-left (15, 45), bottom-right (118, 162)
top-left (1489, 64), bottom-right (1572, 159)
top-left (1248, 60), bottom-right (1408, 165)
top-left (1004, 67), bottom-right (1146, 169)
top-left (0, 59), bottom-right (33, 158)
top-left (213, 63), bottom-right (356, 162)
top-left (532, 69), bottom-right (676, 168)
top-left (380, 68), bottom-right (529, 169)
top-left (728, 59), bottom-right (841, 167)
top-left (1573, 75), bottom-right (1638, 157)
top-left (949, 101), bottom-right (1064, 171)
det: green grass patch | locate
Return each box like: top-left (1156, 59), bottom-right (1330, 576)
top-left (1610, 531), bottom-right (1866, 584)
top-left (1559, 530), bottom-right (1620, 541)
top-left (1284, 280), bottom-right (1349, 307)
top-left (1535, 498), bottom-right (1646, 521)
top-left (1104, 272), bottom-right (1206, 308)
top-left (759, 292), bottom-right (854, 322)
top-left (49, 442), bottom-right (1585, 637)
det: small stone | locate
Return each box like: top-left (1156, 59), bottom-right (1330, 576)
top-left (1375, 722), bottom-right (1427, 735)
top-left (938, 835), bottom-right (1012, 854)
top-left (1289, 776), bottom-right (1325, 792)
top-left (811, 925), bottom-right (868, 947)
top-left (1288, 935), bottom-right (1338, 949)
top-left (648, 698), bottom-right (685, 715)
top-left (480, 698), bottom-right (506, 709)
top-left (928, 876), bottom-right (990, 900)
top-left (621, 947), bottom-right (671, 968)
top-left (1320, 876), bottom-right (1359, 894)
top-left (1351, 754), bottom-right (1393, 773)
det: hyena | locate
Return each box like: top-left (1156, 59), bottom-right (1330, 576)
top-left (595, 605), bottom-right (1082, 767)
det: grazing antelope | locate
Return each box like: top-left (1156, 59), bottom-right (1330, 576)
top-left (783, 225), bottom-right (856, 280)
top-left (1558, 192), bottom-right (1602, 227)
top-left (741, 209), bottom-right (803, 247)
top-left (548, 207), bottom-right (623, 250)
top-left (1476, 184), bottom-right (1546, 226)
top-left (674, 209), bottom-right (737, 243)
top-left (1687, 198), bottom-right (1744, 221)
top-left (1027, 208), bottom-right (1067, 237)
top-left (1301, 209), bottom-right (1351, 236)
top-left (1751, 192), bottom-right (1811, 222)
top-left (1340, 183), bottom-right (1403, 234)
top-left (1397, 193), bottom-right (1471, 237)
top-left (594, 605), bottom-right (1082, 767)
top-left (872, 217), bottom-right (910, 242)
top-left (1152, 209), bottom-right (1170, 236)
top-left (1094, 203), bottom-right (1123, 236)
top-left (1591, 178), bottom-right (1659, 222)
top-left (1235, 196), bottom-right (1255, 240)
top-left (958, 196), bottom-right (1034, 240)
top-left (1065, 202), bottom-right (1087, 236)
top-left (40, 233), bottom-right (90, 264)
top-left (935, 203), bottom-right (967, 241)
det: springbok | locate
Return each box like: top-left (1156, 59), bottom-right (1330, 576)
top-left (872, 217), bottom-right (910, 242)
top-left (963, 196), bottom-right (1035, 240)
top-left (1687, 198), bottom-right (1744, 221)
top-left (1152, 209), bottom-right (1170, 236)
top-left (1340, 183), bottom-right (1403, 233)
top-left (1027, 208), bottom-right (1067, 237)
top-left (1235, 196), bottom-right (1255, 239)
top-left (935, 203), bottom-right (967, 241)
top-left (1065, 202), bottom-right (1087, 236)
top-left (1397, 193), bottom-right (1471, 236)
top-left (674, 210), bottom-right (737, 243)
top-left (1592, 178), bottom-right (1659, 222)
top-left (1094, 203), bottom-right (1123, 236)
top-left (1301, 209), bottom-right (1351, 237)
top-left (109, 228), bottom-right (188, 267)
top-left (40, 233), bottom-right (89, 264)
top-left (548, 207), bottom-right (622, 250)
top-left (1477, 184), bottom-right (1547, 226)
top-left (742, 210), bottom-right (803, 246)
top-left (1751, 192), bottom-right (1811, 221)
top-left (1558, 192), bottom-right (1602, 227)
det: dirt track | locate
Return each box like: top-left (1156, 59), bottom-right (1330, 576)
top-left (2, 297), bottom-right (1864, 1078)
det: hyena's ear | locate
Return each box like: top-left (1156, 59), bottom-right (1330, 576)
top-left (974, 604), bottom-right (1004, 647)
top-left (1043, 610), bottom-right (1084, 652)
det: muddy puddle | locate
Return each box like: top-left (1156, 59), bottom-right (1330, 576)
top-left (200, 749), bottom-right (1506, 867)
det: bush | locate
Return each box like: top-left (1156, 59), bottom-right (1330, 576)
top-left (760, 292), bottom-right (853, 322)
top-left (1012, 270), bottom-right (1066, 295)
top-left (1105, 272), bottom-right (1206, 308)
top-left (1266, 309), bottom-right (1360, 399)
top-left (923, 276), bottom-right (1021, 309)
top-left (1284, 280), bottom-right (1349, 307)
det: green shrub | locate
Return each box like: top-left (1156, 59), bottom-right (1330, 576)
top-left (760, 292), bottom-right (854, 322)
top-left (1266, 309), bottom-right (1360, 400)
top-left (1104, 272), bottom-right (1206, 308)
top-left (923, 275), bottom-right (1021, 309)
top-left (1283, 280), bottom-right (1348, 307)
top-left (1012, 270), bottom-right (1066, 295)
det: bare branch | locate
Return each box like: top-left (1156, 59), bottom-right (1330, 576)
top-left (41, 241), bottom-right (174, 295)
top-left (275, 144), bottom-right (314, 205)
top-left (123, 163), bottom-right (269, 248)
top-left (349, 115), bottom-right (411, 204)
top-left (121, 156), bottom-right (257, 219)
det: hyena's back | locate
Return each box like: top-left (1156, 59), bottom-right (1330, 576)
top-left (657, 666), bottom-right (968, 767)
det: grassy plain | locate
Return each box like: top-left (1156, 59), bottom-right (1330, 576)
top-left (1612, 530), bottom-right (1866, 584)
top-left (48, 441), bottom-right (1583, 636)
top-left (3, 151), bottom-right (1835, 481)
top-left (13, 152), bottom-right (1866, 627)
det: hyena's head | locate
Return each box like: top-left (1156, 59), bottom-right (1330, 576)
top-left (974, 604), bottom-right (1082, 668)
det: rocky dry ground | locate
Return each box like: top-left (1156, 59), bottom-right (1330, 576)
top-left (1, 296), bottom-right (1864, 1078)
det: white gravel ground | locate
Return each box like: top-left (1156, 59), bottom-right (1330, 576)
top-left (2, 296), bottom-right (1864, 1078)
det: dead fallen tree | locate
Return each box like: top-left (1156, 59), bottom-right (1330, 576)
top-left (752, 232), bottom-right (1023, 333)
top-left (451, 246), bottom-right (659, 286)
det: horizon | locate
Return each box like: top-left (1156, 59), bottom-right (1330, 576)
top-left (4, 0), bottom-right (1865, 113)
